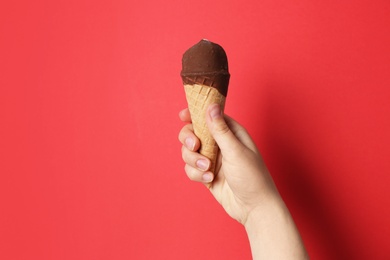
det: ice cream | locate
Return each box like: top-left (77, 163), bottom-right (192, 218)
top-left (181, 39), bottom-right (230, 176)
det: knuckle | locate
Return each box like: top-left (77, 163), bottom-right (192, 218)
top-left (182, 145), bottom-right (196, 166)
top-left (178, 130), bottom-right (185, 143)
top-left (185, 164), bottom-right (198, 181)
top-left (215, 122), bottom-right (230, 136)
top-left (181, 145), bottom-right (187, 161)
top-left (179, 124), bottom-right (194, 144)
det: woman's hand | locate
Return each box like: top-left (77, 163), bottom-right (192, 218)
top-left (178, 104), bottom-right (278, 225)
top-left (178, 104), bottom-right (308, 259)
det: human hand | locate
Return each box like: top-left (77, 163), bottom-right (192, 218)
top-left (179, 104), bottom-right (308, 259)
top-left (178, 103), bottom-right (281, 225)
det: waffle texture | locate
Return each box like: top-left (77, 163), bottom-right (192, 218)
top-left (184, 84), bottom-right (226, 173)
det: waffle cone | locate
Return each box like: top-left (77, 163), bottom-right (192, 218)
top-left (184, 84), bottom-right (226, 174)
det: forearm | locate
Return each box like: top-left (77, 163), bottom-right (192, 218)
top-left (244, 196), bottom-right (308, 259)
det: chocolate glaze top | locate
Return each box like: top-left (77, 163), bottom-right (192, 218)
top-left (181, 39), bottom-right (230, 96)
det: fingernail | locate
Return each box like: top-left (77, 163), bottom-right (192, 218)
top-left (185, 137), bottom-right (195, 151)
top-left (202, 173), bottom-right (214, 183)
top-left (209, 104), bottom-right (222, 119)
top-left (196, 159), bottom-right (209, 171)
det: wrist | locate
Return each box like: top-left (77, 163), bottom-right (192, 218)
top-left (244, 193), bottom-right (286, 231)
top-left (243, 195), bottom-right (308, 259)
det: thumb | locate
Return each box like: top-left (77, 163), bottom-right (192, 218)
top-left (206, 104), bottom-right (244, 156)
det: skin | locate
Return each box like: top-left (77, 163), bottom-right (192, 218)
top-left (178, 104), bottom-right (309, 259)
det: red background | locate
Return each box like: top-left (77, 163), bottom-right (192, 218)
top-left (1, 0), bottom-right (390, 259)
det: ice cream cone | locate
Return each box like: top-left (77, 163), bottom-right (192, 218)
top-left (181, 39), bottom-right (230, 185)
top-left (184, 83), bottom-right (226, 173)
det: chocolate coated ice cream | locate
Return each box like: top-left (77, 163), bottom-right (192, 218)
top-left (181, 39), bottom-right (230, 96)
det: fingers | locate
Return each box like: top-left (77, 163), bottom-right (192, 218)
top-left (182, 145), bottom-right (214, 183)
top-left (179, 108), bottom-right (191, 122)
top-left (178, 107), bottom-right (199, 151)
top-left (183, 146), bottom-right (213, 183)
top-left (185, 164), bottom-right (214, 183)
top-left (206, 104), bottom-right (245, 157)
top-left (181, 145), bottom-right (211, 171)
top-left (178, 124), bottom-right (200, 152)
top-left (178, 118), bottom-right (213, 183)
